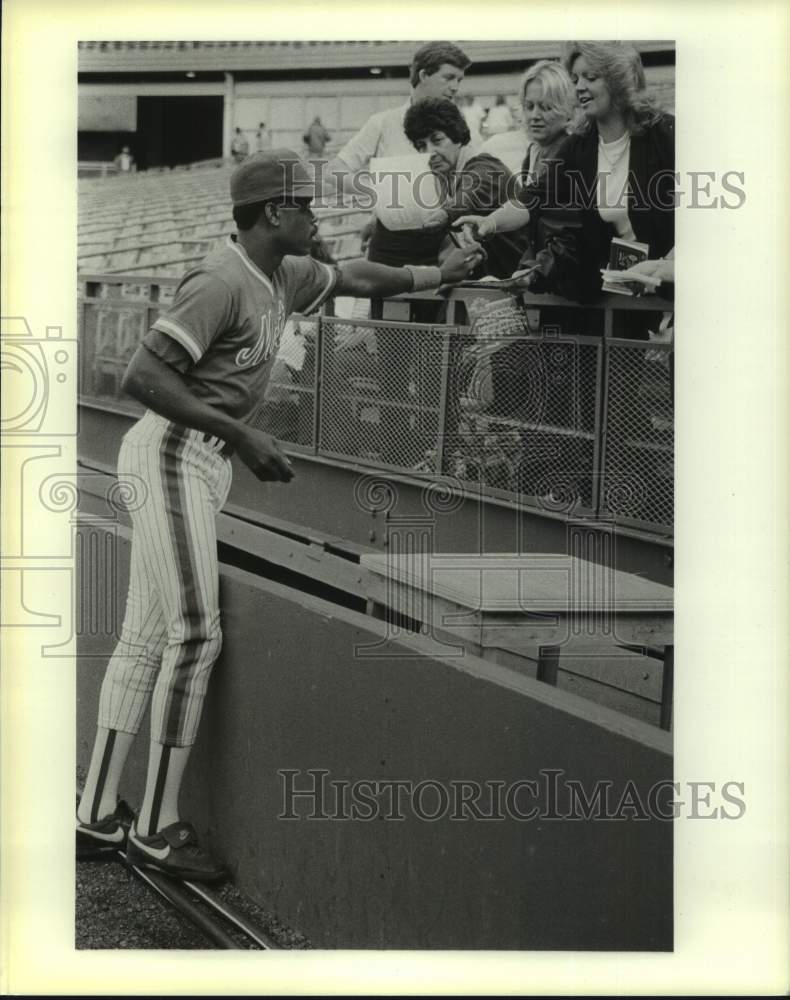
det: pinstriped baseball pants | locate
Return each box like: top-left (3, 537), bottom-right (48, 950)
top-left (98, 410), bottom-right (233, 747)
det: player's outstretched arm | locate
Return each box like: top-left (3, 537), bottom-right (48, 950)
top-left (122, 345), bottom-right (293, 482)
top-left (335, 243), bottom-right (484, 298)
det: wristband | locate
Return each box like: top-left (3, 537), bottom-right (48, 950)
top-left (404, 264), bottom-right (443, 292)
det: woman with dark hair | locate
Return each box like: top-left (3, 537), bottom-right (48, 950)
top-left (458, 41), bottom-right (675, 303)
top-left (403, 97), bottom-right (529, 278)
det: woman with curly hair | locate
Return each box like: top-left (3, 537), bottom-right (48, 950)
top-left (458, 41), bottom-right (675, 302)
top-left (403, 96), bottom-right (530, 278)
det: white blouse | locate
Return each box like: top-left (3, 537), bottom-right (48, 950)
top-left (596, 132), bottom-right (636, 243)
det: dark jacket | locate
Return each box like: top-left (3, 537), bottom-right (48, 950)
top-left (517, 115), bottom-right (675, 301)
top-left (442, 151), bottom-right (530, 279)
top-left (369, 150), bottom-right (529, 278)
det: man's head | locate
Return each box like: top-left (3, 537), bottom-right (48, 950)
top-left (410, 42), bottom-right (470, 101)
top-left (404, 98), bottom-right (471, 174)
top-left (230, 149), bottom-right (317, 255)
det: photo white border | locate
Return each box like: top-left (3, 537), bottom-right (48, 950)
top-left (2, 0), bottom-right (788, 993)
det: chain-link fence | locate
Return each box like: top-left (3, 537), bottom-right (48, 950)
top-left (251, 316), bottom-right (319, 449)
top-left (440, 328), bottom-right (603, 513)
top-left (601, 338), bottom-right (674, 530)
top-left (78, 280), bottom-right (674, 535)
top-left (316, 315), bottom-right (450, 472)
top-left (437, 297), bottom-right (604, 516)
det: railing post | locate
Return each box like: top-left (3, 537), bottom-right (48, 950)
top-left (311, 313), bottom-right (325, 455)
top-left (593, 314), bottom-right (610, 517)
top-left (598, 306), bottom-right (614, 518)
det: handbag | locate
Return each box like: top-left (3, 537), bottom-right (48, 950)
top-left (522, 210), bottom-right (590, 302)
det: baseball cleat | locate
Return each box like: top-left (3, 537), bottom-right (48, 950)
top-left (126, 821), bottom-right (227, 882)
top-left (76, 800), bottom-right (135, 860)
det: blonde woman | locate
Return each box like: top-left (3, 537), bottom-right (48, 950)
top-left (479, 61), bottom-right (575, 177)
top-left (518, 59), bottom-right (577, 184)
top-left (459, 42), bottom-right (674, 302)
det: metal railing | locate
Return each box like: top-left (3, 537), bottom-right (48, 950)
top-left (78, 276), bottom-right (674, 536)
top-left (78, 161), bottom-right (120, 179)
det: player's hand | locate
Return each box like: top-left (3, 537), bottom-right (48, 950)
top-left (453, 215), bottom-right (496, 241)
top-left (439, 242), bottom-right (485, 284)
top-left (236, 427), bottom-right (295, 483)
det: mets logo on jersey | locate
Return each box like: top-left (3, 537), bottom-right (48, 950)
top-left (235, 300), bottom-right (287, 369)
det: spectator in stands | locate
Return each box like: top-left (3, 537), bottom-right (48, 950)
top-left (303, 115), bottom-right (331, 159)
top-left (114, 146), bottom-right (136, 173)
top-left (231, 127), bottom-right (250, 164)
top-left (479, 63), bottom-right (576, 176)
top-left (320, 41), bottom-right (471, 267)
top-left (378, 97), bottom-right (529, 468)
top-left (457, 41), bottom-right (675, 306)
top-left (403, 97), bottom-right (529, 278)
top-left (255, 122), bottom-right (271, 153)
top-left (515, 60), bottom-right (577, 184)
top-left (481, 95), bottom-right (514, 137)
top-left (508, 59), bottom-right (577, 265)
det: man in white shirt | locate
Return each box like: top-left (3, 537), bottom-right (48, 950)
top-left (326, 42), bottom-right (471, 189)
top-left (320, 41), bottom-right (471, 265)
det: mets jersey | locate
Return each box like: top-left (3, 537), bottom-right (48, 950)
top-left (142, 235), bottom-right (337, 423)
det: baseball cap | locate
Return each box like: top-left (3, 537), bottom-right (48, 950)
top-left (230, 149), bottom-right (315, 206)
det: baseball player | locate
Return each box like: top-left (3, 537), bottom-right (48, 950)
top-left (76, 149), bottom-right (483, 881)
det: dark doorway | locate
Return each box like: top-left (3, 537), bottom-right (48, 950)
top-left (78, 131), bottom-right (137, 163)
top-left (136, 96), bottom-right (223, 170)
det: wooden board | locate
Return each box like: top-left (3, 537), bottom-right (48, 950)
top-left (361, 552), bottom-right (673, 613)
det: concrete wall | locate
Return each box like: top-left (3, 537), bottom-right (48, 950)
top-left (77, 506), bottom-right (672, 950)
top-left (78, 63), bottom-right (675, 161)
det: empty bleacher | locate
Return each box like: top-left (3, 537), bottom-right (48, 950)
top-left (78, 161), bottom-right (367, 279)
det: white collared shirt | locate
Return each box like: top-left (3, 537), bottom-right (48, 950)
top-left (337, 102), bottom-right (415, 173)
